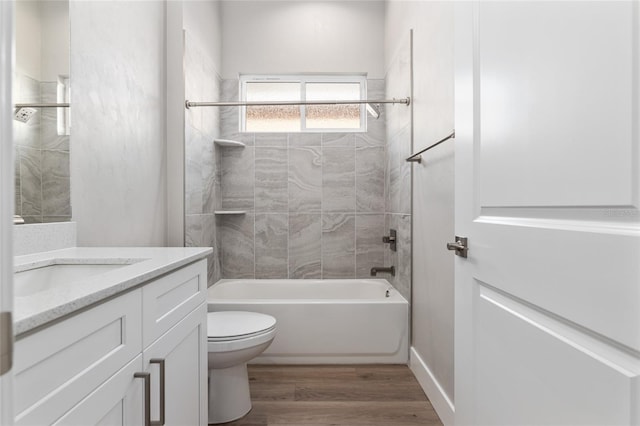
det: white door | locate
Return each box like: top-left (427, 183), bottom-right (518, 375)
top-left (454, 1), bottom-right (640, 425)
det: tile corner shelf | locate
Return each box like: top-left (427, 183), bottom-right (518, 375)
top-left (214, 210), bottom-right (247, 215)
top-left (214, 139), bottom-right (246, 148)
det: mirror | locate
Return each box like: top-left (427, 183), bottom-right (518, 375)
top-left (14, 0), bottom-right (70, 224)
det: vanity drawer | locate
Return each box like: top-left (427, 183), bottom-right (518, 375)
top-left (142, 259), bottom-right (207, 347)
top-left (14, 289), bottom-right (142, 426)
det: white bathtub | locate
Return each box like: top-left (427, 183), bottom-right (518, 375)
top-left (207, 279), bottom-right (409, 364)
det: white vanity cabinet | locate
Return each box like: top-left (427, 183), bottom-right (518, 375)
top-left (141, 261), bottom-right (208, 426)
top-left (13, 259), bottom-right (208, 426)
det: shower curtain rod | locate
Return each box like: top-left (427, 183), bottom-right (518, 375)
top-left (15, 103), bottom-right (70, 108)
top-left (184, 97), bottom-right (410, 109)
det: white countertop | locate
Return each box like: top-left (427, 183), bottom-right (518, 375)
top-left (13, 246), bottom-right (212, 336)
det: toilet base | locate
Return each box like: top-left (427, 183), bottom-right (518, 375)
top-left (208, 363), bottom-right (252, 424)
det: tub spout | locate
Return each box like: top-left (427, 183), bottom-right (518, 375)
top-left (370, 266), bottom-right (395, 277)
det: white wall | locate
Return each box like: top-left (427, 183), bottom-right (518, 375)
top-left (15, 0), bottom-right (41, 80)
top-left (40, 0), bottom-right (69, 82)
top-left (70, 1), bottom-right (167, 246)
top-left (184, 0), bottom-right (222, 77)
top-left (385, 1), bottom-right (455, 424)
top-left (165, 1), bottom-right (185, 247)
top-left (15, 0), bottom-right (69, 82)
top-left (221, 0), bottom-right (385, 78)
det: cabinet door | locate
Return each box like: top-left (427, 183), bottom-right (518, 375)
top-left (143, 303), bottom-right (207, 426)
top-left (53, 355), bottom-right (144, 426)
top-left (14, 289), bottom-right (142, 425)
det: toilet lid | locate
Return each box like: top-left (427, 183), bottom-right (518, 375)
top-left (207, 311), bottom-right (276, 340)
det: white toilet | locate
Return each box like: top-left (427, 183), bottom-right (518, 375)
top-left (207, 311), bottom-right (276, 424)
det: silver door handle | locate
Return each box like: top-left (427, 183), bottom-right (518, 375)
top-left (0, 312), bottom-right (12, 375)
top-left (447, 236), bottom-right (468, 258)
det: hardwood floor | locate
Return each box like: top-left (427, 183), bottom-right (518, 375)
top-left (221, 365), bottom-right (443, 426)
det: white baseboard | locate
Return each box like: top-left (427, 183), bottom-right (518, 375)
top-left (409, 347), bottom-right (455, 426)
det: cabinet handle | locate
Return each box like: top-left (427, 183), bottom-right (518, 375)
top-left (134, 372), bottom-right (151, 426)
top-left (150, 358), bottom-right (166, 426)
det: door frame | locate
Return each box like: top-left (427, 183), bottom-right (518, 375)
top-left (0, 0), bottom-right (14, 424)
top-left (453, 3), bottom-right (477, 424)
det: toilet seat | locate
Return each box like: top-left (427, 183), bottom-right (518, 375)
top-left (207, 311), bottom-right (276, 352)
top-left (208, 326), bottom-right (275, 342)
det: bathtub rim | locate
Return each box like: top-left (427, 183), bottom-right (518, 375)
top-left (207, 278), bottom-right (408, 304)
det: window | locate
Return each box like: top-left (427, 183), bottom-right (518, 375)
top-left (240, 75), bottom-right (367, 133)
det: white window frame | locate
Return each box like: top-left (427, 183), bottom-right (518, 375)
top-left (239, 74), bottom-right (367, 133)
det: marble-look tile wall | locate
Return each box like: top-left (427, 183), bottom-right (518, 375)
top-left (14, 73), bottom-right (71, 224)
top-left (183, 32), bottom-right (222, 286)
top-left (70, 0), bottom-right (166, 246)
top-left (218, 79), bottom-right (388, 280)
top-left (384, 37), bottom-right (413, 303)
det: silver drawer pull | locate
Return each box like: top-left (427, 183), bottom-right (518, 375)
top-left (150, 358), bottom-right (166, 426)
top-left (134, 372), bottom-right (151, 426)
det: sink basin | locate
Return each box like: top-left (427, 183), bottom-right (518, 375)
top-left (14, 262), bottom-right (138, 298)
